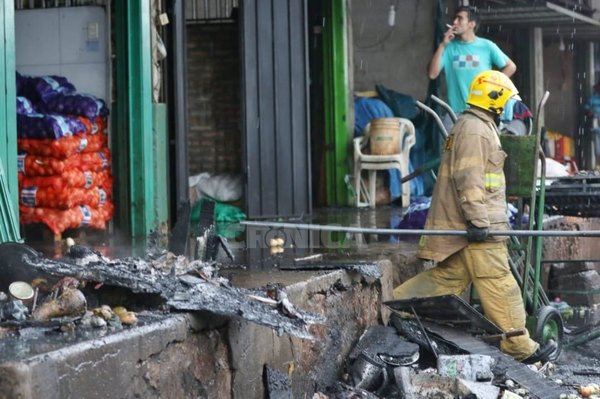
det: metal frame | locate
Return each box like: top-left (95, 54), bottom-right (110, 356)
top-left (165, 0), bottom-right (189, 221)
top-left (0, 1), bottom-right (20, 242)
top-left (114, 0), bottom-right (157, 240)
top-left (0, 2), bottom-right (17, 208)
top-left (323, 0), bottom-right (350, 206)
top-left (128, 0), bottom-right (156, 238)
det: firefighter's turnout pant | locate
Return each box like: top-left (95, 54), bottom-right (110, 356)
top-left (392, 241), bottom-right (538, 361)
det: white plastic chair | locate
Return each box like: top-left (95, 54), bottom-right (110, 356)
top-left (353, 118), bottom-right (416, 208)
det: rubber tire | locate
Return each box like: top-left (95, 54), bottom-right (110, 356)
top-left (534, 305), bottom-right (564, 362)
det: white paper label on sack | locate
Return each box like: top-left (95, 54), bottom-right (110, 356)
top-left (79, 205), bottom-right (92, 225)
top-left (99, 188), bottom-right (106, 206)
top-left (99, 151), bottom-right (108, 169)
top-left (83, 171), bottom-right (93, 188)
top-left (21, 187), bottom-right (37, 207)
top-left (17, 154), bottom-right (26, 173)
top-left (78, 137), bottom-right (88, 153)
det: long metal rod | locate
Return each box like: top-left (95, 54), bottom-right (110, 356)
top-left (541, 259), bottom-right (600, 263)
top-left (240, 221), bottom-right (600, 237)
top-left (411, 306), bottom-right (437, 358)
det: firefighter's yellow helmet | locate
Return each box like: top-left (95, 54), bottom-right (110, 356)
top-left (466, 70), bottom-right (519, 115)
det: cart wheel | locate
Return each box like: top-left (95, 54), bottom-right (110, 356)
top-left (534, 306), bottom-right (564, 361)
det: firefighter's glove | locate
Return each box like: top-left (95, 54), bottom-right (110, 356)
top-left (466, 223), bottom-right (489, 242)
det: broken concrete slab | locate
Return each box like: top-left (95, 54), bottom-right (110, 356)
top-left (543, 217), bottom-right (600, 262)
top-left (419, 321), bottom-right (569, 399)
top-left (437, 354), bottom-right (495, 382)
top-left (408, 371), bottom-right (460, 399)
top-left (393, 367), bottom-right (414, 399)
top-left (500, 390), bottom-right (524, 399)
top-left (550, 270), bottom-right (600, 306)
top-left (458, 378), bottom-right (501, 399)
top-left (549, 261), bottom-right (599, 278)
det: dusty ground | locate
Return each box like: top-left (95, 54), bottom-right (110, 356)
top-left (554, 339), bottom-right (600, 388)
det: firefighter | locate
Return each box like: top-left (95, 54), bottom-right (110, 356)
top-left (392, 70), bottom-right (556, 363)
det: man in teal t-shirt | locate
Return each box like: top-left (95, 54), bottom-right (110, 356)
top-left (428, 6), bottom-right (516, 114)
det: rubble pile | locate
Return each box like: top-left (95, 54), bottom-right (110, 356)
top-left (0, 242), bottom-right (326, 341)
top-left (1, 241), bottom-right (599, 398)
top-left (312, 314), bottom-right (600, 399)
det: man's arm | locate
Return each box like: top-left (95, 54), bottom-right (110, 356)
top-left (501, 59), bottom-right (516, 77)
top-left (427, 27), bottom-right (455, 79)
top-left (427, 44), bottom-right (446, 80)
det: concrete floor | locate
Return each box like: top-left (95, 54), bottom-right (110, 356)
top-left (21, 205), bottom-right (422, 291)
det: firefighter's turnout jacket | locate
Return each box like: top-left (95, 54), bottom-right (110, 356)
top-left (394, 107), bottom-right (538, 361)
top-left (417, 106), bottom-right (509, 262)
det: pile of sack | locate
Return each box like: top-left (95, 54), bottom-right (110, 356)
top-left (16, 73), bottom-right (114, 235)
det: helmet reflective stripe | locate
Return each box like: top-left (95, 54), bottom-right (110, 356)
top-left (476, 79), bottom-right (513, 92)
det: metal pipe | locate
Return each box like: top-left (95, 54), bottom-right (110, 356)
top-left (411, 306), bottom-right (438, 358)
top-left (430, 94), bottom-right (457, 122)
top-left (541, 259), bottom-right (600, 263)
top-left (565, 327), bottom-right (600, 349)
top-left (240, 221), bottom-right (600, 237)
top-left (532, 149), bottom-right (548, 310)
top-left (416, 100), bottom-right (448, 138)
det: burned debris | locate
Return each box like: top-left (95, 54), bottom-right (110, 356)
top-left (313, 293), bottom-right (600, 399)
top-left (317, 316), bottom-right (567, 399)
top-left (0, 241), bottom-right (326, 341)
top-left (1, 235), bottom-right (599, 398)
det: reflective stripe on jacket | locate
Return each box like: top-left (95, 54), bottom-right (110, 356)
top-left (417, 107), bottom-right (509, 262)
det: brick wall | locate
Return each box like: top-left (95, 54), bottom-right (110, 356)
top-left (186, 23), bottom-right (241, 176)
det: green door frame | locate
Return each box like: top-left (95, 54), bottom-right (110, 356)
top-left (0, 1), bottom-right (21, 242)
top-left (1, 2), bottom-right (162, 244)
top-left (114, 0), bottom-right (158, 240)
top-left (323, 0), bottom-right (350, 206)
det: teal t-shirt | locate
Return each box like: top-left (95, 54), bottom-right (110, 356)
top-left (441, 37), bottom-right (509, 113)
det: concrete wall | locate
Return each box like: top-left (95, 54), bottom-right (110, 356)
top-left (542, 217), bottom-right (600, 306)
top-left (350, 0), bottom-right (437, 99)
top-left (229, 265), bottom-right (392, 398)
top-left (350, 1), bottom-right (584, 144)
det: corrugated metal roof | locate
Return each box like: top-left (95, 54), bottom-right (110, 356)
top-left (478, 1), bottom-right (600, 39)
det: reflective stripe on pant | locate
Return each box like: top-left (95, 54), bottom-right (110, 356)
top-left (392, 241), bottom-right (538, 361)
